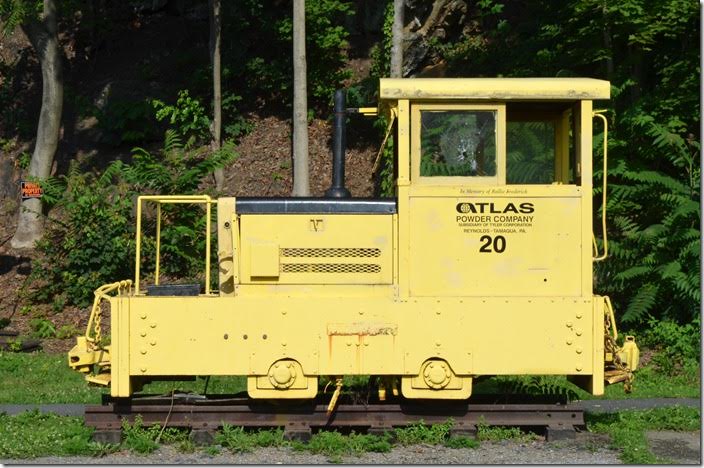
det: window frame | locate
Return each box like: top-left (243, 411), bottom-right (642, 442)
top-left (411, 102), bottom-right (506, 186)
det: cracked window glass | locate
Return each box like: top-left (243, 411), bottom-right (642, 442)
top-left (420, 111), bottom-right (497, 177)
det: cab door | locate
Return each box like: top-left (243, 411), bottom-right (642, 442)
top-left (407, 101), bottom-right (583, 297)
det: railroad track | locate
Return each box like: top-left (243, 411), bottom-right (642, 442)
top-left (84, 393), bottom-right (584, 444)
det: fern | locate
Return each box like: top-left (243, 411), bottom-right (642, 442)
top-left (28, 131), bottom-right (235, 308)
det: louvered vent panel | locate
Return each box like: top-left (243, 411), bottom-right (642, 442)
top-left (281, 248), bottom-right (381, 258)
top-left (281, 263), bottom-right (381, 274)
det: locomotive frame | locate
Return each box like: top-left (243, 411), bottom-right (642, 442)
top-left (69, 78), bottom-right (638, 400)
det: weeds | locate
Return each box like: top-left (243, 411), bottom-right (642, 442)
top-left (295, 430), bottom-right (392, 463)
top-left (444, 436), bottom-right (480, 449)
top-left (89, 442), bottom-right (120, 457)
top-left (476, 418), bottom-right (538, 442)
top-left (121, 416), bottom-right (160, 454)
top-left (121, 415), bottom-right (196, 454)
top-left (394, 420), bottom-right (453, 445)
top-left (216, 425), bottom-right (286, 453)
top-left (204, 444), bottom-right (222, 456)
top-left (587, 406), bottom-right (701, 464)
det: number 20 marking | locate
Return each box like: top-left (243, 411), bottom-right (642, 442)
top-left (479, 235), bottom-right (506, 253)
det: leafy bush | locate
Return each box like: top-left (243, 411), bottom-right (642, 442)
top-left (29, 318), bottom-right (56, 338)
top-left (153, 90), bottom-right (211, 145)
top-left (641, 318), bottom-right (700, 376)
top-left (222, 92), bottom-right (254, 140)
top-left (96, 98), bottom-right (157, 146)
top-left (29, 130), bottom-right (236, 308)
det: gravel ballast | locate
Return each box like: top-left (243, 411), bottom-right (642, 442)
top-left (2, 433), bottom-right (623, 465)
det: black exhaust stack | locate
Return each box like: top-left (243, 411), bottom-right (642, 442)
top-left (325, 89), bottom-right (351, 198)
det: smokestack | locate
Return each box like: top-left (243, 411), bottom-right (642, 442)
top-left (325, 89), bottom-right (351, 198)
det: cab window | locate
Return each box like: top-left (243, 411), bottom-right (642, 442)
top-left (420, 110), bottom-right (497, 177)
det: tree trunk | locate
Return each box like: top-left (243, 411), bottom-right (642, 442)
top-left (11, 0), bottom-right (63, 250)
top-left (390, 0), bottom-right (404, 77)
top-left (209, 0), bottom-right (224, 190)
top-left (292, 0), bottom-right (310, 196)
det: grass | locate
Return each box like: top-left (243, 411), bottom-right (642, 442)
top-left (0, 351), bottom-right (104, 404)
top-left (0, 350), bottom-right (246, 404)
top-left (0, 410), bottom-right (98, 459)
top-left (586, 406), bottom-right (701, 464)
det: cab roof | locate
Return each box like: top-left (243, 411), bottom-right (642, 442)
top-left (379, 78), bottom-right (610, 101)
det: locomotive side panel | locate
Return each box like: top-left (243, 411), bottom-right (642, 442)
top-left (409, 195), bottom-right (582, 297)
top-left (109, 295), bottom-right (596, 397)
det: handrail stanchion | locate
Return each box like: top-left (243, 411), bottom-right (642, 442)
top-left (155, 202), bottom-right (161, 285)
top-left (135, 197), bottom-right (143, 295)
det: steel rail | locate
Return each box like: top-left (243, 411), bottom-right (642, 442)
top-left (84, 395), bottom-right (584, 442)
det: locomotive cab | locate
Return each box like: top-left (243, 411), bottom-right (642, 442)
top-left (69, 78), bottom-right (638, 400)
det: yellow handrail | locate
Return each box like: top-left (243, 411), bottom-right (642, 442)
top-left (135, 195), bottom-right (214, 295)
top-left (593, 111), bottom-right (609, 262)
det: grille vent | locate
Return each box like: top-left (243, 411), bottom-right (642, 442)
top-left (281, 248), bottom-right (381, 258)
top-left (281, 263), bottom-right (381, 274)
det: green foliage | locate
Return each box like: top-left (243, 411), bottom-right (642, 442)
top-left (222, 0), bottom-right (352, 110)
top-left (427, 0), bottom-right (700, 328)
top-left (216, 425), bottom-right (287, 453)
top-left (369, 0), bottom-right (394, 80)
top-left (0, 411), bottom-right (95, 459)
top-left (444, 435), bottom-right (479, 449)
top-left (587, 406), bottom-right (701, 463)
top-left (476, 419), bottom-right (536, 442)
top-left (121, 415), bottom-right (160, 454)
top-left (17, 151), bottom-right (30, 169)
top-left (640, 319), bottom-right (700, 377)
top-left (394, 419), bottom-right (453, 445)
top-left (506, 121), bottom-right (556, 183)
top-left (495, 375), bottom-right (580, 401)
top-left (121, 415), bottom-right (191, 454)
top-left (294, 430), bottom-right (391, 462)
top-left (222, 92), bottom-right (254, 140)
top-left (153, 90), bottom-right (211, 145)
top-left (0, 351), bottom-right (104, 404)
top-left (96, 98), bottom-right (157, 146)
top-left (0, 0), bottom-right (41, 34)
top-left (55, 324), bottom-right (81, 339)
top-left (28, 130), bottom-right (235, 308)
top-left (204, 444), bottom-right (221, 456)
top-left (29, 317), bottom-right (56, 338)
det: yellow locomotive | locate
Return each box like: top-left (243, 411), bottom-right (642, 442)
top-left (69, 78), bottom-right (639, 400)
